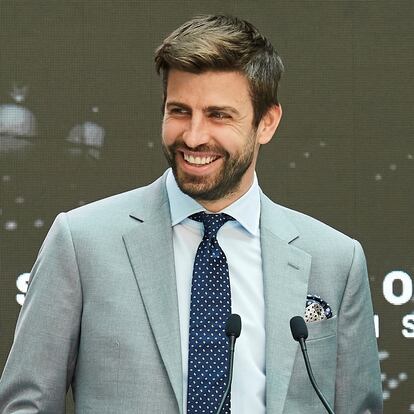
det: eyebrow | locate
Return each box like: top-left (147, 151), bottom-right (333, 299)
top-left (165, 101), bottom-right (241, 117)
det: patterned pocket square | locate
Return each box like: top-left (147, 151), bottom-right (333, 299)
top-left (305, 294), bottom-right (333, 323)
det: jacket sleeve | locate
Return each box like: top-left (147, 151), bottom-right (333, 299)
top-left (334, 239), bottom-right (383, 413)
top-left (0, 213), bottom-right (82, 414)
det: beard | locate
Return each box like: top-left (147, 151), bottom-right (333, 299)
top-left (162, 132), bottom-right (257, 202)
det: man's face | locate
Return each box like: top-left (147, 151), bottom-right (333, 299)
top-left (162, 70), bottom-right (261, 207)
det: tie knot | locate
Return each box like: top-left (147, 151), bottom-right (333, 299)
top-left (190, 212), bottom-right (234, 239)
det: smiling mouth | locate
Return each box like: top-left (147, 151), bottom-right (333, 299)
top-left (182, 152), bottom-right (220, 166)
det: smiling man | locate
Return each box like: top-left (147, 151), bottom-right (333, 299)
top-left (161, 69), bottom-right (280, 211)
top-left (0, 15), bottom-right (382, 414)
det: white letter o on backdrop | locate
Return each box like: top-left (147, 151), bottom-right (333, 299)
top-left (383, 271), bottom-right (412, 305)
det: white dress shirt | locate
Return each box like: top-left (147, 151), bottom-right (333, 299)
top-left (166, 169), bottom-right (266, 414)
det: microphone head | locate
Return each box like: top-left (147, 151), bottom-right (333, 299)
top-left (226, 314), bottom-right (242, 338)
top-left (290, 316), bottom-right (308, 342)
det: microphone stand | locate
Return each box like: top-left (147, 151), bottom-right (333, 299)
top-left (290, 316), bottom-right (335, 414)
top-left (215, 314), bottom-right (241, 414)
top-left (215, 335), bottom-right (236, 414)
top-left (298, 337), bottom-right (335, 414)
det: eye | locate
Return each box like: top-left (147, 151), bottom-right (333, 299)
top-left (168, 107), bottom-right (190, 116)
top-left (210, 111), bottom-right (230, 120)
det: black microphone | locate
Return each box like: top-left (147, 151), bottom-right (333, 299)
top-left (290, 316), bottom-right (335, 414)
top-left (215, 313), bottom-right (242, 414)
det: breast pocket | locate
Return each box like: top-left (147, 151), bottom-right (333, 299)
top-left (284, 316), bottom-right (338, 413)
top-left (306, 314), bottom-right (337, 341)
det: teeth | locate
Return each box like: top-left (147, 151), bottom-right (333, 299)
top-left (184, 153), bottom-right (216, 165)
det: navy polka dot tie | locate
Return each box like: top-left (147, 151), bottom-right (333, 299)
top-left (187, 212), bottom-right (234, 414)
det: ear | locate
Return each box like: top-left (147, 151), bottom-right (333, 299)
top-left (256, 104), bottom-right (282, 145)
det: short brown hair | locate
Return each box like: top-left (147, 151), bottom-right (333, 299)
top-left (155, 14), bottom-right (284, 127)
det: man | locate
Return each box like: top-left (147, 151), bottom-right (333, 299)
top-left (0, 15), bottom-right (382, 413)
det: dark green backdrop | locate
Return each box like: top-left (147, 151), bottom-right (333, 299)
top-left (1, 1), bottom-right (413, 412)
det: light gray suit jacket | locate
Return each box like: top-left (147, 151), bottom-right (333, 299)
top-left (0, 172), bottom-right (382, 413)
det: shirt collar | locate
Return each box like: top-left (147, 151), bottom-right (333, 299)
top-left (166, 168), bottom-right (260, 236)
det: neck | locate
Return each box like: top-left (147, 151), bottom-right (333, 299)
top-left (196, 175), bottom-right (255, 213)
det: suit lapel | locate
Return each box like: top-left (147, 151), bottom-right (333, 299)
top-left (123, 176), bottom-right (183, 413)
top-left (260, 193), bottom-right (312, 413)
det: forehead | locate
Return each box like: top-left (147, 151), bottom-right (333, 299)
top-left (166, 69), bottom-right (252, 111)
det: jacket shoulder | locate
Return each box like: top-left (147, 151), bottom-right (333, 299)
top-left (262, 193), bottom-right (358, 263)
top-left (65, 174), bottom-right (166, 223)
top-left (282, 205), bottom-right (353, 245)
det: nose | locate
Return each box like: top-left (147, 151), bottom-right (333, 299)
top-left (182, 113), bottom-right (210, 148)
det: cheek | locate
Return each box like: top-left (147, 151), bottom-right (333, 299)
top-left (162, 119), bottom-right (184, 145)
top-left (214, 129), bottom-right (252, 155)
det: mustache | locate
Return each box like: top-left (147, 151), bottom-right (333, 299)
top-left (166, 141), bottom-right (228, 157)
